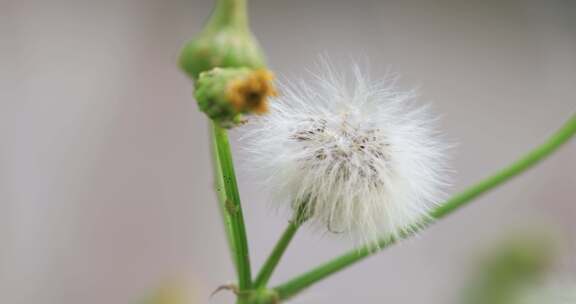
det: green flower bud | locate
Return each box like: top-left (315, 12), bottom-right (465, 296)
top-left (194, 67), bottom-right (277, 128)
top-left (179, 0), bottom-right (266, 80)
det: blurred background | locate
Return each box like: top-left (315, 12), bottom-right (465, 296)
top-left (1, 0), bottom-right (575, 303)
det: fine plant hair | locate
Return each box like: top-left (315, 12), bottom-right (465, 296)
top-left (242, 59), bottom-right (450, 247)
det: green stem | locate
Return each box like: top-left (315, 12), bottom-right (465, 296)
top-left (274, 114), bottom-right (576, 300)
top-left (206, 0), bottom-right (248, 30)
top-left (211, 121), bottom-right (252, 290)
top-left (211, 123), bottom-right (237, 267)
top-left (253, 218), bottom-right (301, 289)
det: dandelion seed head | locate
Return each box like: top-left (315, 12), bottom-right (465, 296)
top-left (242, 59), bottom-right (451, 246)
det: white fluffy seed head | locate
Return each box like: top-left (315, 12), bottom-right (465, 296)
top-left (241, 59), bottom-right (450, 246)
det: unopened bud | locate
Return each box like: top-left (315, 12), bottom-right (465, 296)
top-left (179, 0), bottom-right (266, 80)
top-left (194, 67), bottom-right (277, 128)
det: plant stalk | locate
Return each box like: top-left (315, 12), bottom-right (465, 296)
top-left (253, 218), bottom-right (301, 289)
top-left (210, 123), bottom-right (237, 266)
top-left (206, 0), bottom-right (248, 30)
top-left (211, 121), bottom-right (252, 291)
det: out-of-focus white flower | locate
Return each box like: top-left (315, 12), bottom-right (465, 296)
top-left (242, 59), bottom-right (450, 245)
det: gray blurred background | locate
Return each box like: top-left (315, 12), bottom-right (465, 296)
top-left (1, 0), bottom-right (575, 303)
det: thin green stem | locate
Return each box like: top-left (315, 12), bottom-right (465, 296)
top-left (274, 114), bottom-right (576, 300)
top-left (211, 122), bottom-right (252, 290)
top-left (254, 218), bottom-right (301, 289)
top-left (210, 123), bottom-right (237, 267)
top-left (206, 0), bottom-right (248, 30)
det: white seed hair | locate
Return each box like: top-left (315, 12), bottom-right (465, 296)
top-left (241, 59), bottom-right (450, 246)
